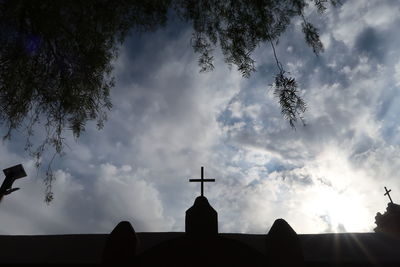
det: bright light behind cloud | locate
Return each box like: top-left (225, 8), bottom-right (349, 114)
top-left (303, 147), bottom-right (374, 232)
top-left (1, 1), bottom-right (400, 235)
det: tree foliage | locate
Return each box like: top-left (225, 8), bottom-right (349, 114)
top-left (0, 0), bottom-right (170, 202)
top-left (0, 0), bottom-right (339, 202)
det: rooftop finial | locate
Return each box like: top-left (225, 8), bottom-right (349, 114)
top-left (189, 166), bottom-right (215, 197)
top-left (384, 186), bottom-right (394, 204)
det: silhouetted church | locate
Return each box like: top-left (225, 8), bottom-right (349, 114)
top-left (0, 168), bottom-right (400, 266)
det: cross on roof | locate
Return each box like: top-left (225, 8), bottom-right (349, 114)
top-left (189, 166), bottom-right (215, 197)
top-left (384, 186), bottom-right (393, 204)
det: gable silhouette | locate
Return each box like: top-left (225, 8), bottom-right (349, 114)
top-left (0, 169), bottom-right (399, 266)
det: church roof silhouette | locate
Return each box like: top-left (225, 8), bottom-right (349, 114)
top-left (0, 168), bottom-right (399, 266)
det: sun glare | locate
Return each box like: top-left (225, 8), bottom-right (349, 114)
top-left (304, 148), bottom-right (375, 233)
top-left (315, 186), bottom-right (371, 232)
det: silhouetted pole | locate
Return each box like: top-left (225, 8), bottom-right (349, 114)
top-left (201, 167), bottom-right (204, 196)
top-left (384, 186), bottom-right (393, 204)
top-left (189, 166), bottom-right (215, 197)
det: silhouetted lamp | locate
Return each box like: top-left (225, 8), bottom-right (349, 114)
top-left (0, 164), bottom-right (27, 196)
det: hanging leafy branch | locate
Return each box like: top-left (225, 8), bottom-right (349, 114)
top-left (269, 40), bottom-right (306, 128)
top-left (0, 0), bottom-right (339, 202)
top-left (0, 0), bottom-right (170, 202)
top-left (177, 0), bottom-right (337, 127)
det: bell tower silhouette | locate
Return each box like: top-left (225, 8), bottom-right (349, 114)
top-left (185, 167), bottom-right (218, 236)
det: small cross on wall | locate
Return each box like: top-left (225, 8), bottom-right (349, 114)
top-left (189, 166), bottom-right (215, 197)
top-left (384, 186), bottom-right (394, 204)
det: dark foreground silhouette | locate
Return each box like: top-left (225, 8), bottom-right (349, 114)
top-left (98, 180), bottom-right (400, 267)
top-left (0, 169), bottom-right (400, 266)
top-left (102, 221), bottom-right (137, 265)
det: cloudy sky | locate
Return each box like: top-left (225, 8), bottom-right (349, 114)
top-left (1, 1), bottom-right (400, 235)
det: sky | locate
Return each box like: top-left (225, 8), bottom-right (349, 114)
top-left (1, 0), bottom-right (400, 235)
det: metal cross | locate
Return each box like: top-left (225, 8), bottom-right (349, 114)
top-left (384, 186), bottom-right (393, 204)
top-left (189, 166), bottom-right (215, 197)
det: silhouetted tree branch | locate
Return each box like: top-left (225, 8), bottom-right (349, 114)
top-left (0, 0), bottom-right (339, 202)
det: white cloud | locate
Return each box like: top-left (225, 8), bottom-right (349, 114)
top-left (92, 163), bottom-right (174, 232)
top-left (2, 0), bottom-right (400, 235)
